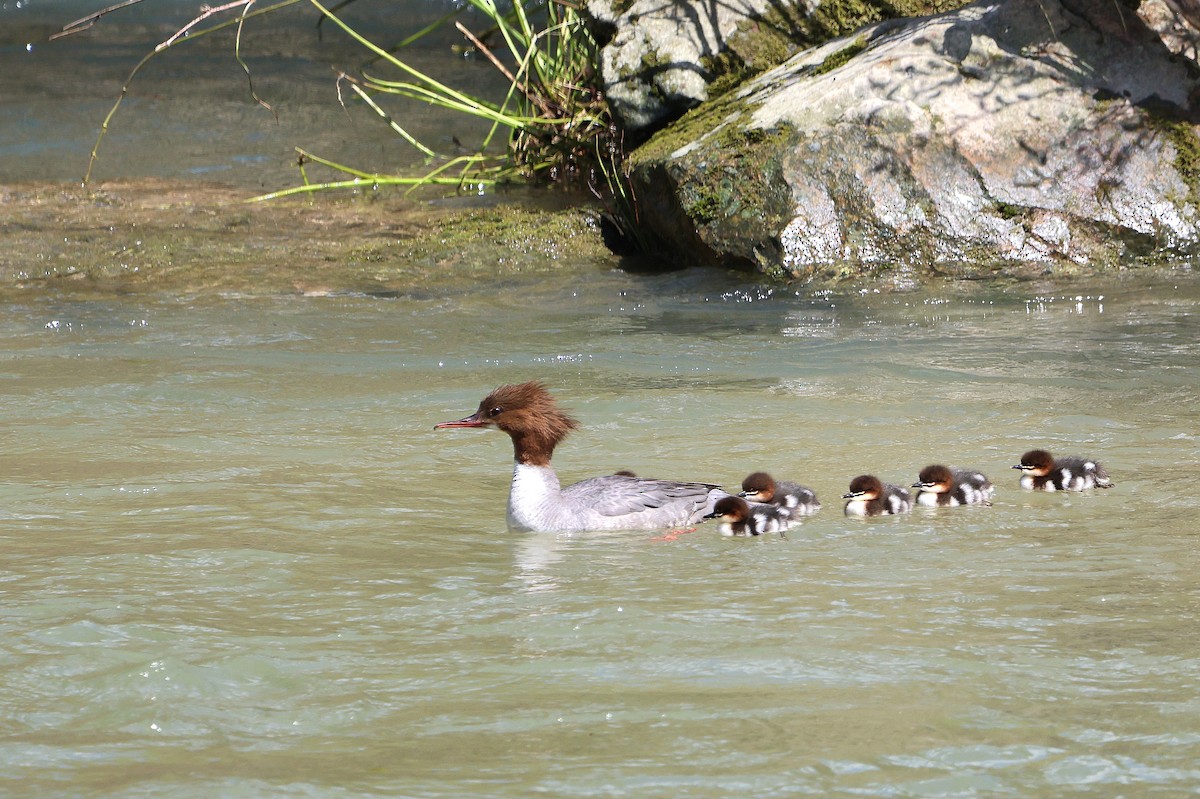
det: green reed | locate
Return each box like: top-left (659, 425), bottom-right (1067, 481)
top-left (77, 0), bottom-right (642, 244)
top-left (291, 0), bottom-right (618, 194)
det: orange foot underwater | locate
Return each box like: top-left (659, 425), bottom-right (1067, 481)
top-left (650, 526), bottom-right (698, 542)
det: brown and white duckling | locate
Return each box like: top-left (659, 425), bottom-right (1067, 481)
top-left (703, 495), bottom-right (792, 536)
top-left (738, 471), bottom-right (821, 516)
top-left (913, 464), bottom-right (994, 507)
top-left (843, 474), bottom-right (913, 517)
top-left (1012, 449), bottom-right (1113, 491)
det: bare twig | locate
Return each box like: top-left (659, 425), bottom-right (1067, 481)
top-left (53, 0), bottom-right (147, 40)
top-left (454, 20), bottom-right (554, 119)
top-left (158, 0), bottom-right (254, 51)
top-left (78, 0), bottom-right (303, 185)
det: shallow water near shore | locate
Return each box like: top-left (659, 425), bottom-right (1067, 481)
top-left (1, 0), bottom-right (506, 189)
top-left (3, 268), bottom-right (1200, 797)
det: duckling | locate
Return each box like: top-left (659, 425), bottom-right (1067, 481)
top-left (1013, 449), bottom-right (1113, 491)
top-left (703, 495), bottom-right (792, 536)
top-left (843, 474), bottom-right (913, 517)
top-left (738, 471), bottom-right (821, 515)
top-left (913, 464), bottom-right (994, 507)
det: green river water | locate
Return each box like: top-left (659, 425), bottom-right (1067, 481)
top-left (2, 269), bottom-right (1199, 797)
top-left (3, 1), bottom-right (1200, 795)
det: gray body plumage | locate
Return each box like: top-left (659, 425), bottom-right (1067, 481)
top-left (508, 464), bottom-right (729, 532)
top-left (769, 479), bottom-right (821, 515)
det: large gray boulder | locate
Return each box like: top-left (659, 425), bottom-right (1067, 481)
top-left (585, 0), bottom-right (810, 137)
top-left (626, 0), bottom-right (1200, 279)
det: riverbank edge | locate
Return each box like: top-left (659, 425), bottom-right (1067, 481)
top-left (2, 180), bottom-right (1195, 297)
top-left (0, 181), bottom-right (621, 298)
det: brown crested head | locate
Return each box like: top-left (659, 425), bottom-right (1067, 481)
top-left (739, 471), bottom-right (776, 500)
top-left (475, 381), bottom-right (578, 435)
top-left (436, 381), bottom-right (579, 466)
top-left (1015, 449), bottom-right (1054, 475)
top-left (916, 464), bottom-right (953, 488)
top-left (705, 495), bottom-right (750, 521)
top-left (844, 474), bottom-right (883, 499)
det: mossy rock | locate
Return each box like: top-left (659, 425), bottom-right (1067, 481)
top-left (630, 123), bottom-right (800, 272)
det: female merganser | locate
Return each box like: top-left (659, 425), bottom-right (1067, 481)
top-left (703, 495), bottom-right (792, 536)
top-left (435, 381), bottom-right (728, 532)
top-left (843, 474), bottom-right (913, 517)
top-left (737, 471), bottom-right (821, 515)
top-left (912, 464), bottom-right (994, 507)
top-left (1013, 449), bottom-right (1114, 491)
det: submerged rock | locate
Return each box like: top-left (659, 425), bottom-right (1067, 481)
top-left (626, 0), bottom-right (1200, 279)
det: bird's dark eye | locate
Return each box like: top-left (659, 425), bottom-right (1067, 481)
top-left (488, 406), bottom-right (503, 417)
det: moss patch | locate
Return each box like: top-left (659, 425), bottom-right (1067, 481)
top-left (400, 205), bottom-right (613, 266)
top-left (810, 35), bottom-right (870, 76)
top-left (893, 0), bottom-right (972, 15)
top-left (1152, 116), bottom-right (1200, 209)
top-left (993, 201), bottom-right (1027, 220)
top-left (726, 13), bottom-right (797, 73)
top-left (804, 0), bottom-right (968, 39)
top-left (803, 0), bottom-right (885, 40)
top-left (0, 182), bottom-right (618, 296)
top-left (629, 90), bottom-right (754, 166)
top-left (701, 49), bottom-right (753, 100)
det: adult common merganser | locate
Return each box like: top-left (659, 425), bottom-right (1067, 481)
top-left (435, 381), bottom-right (728, 532)
top-left (737, 471), bottom-right (821, 515)
top-left (704, 495), bottom-right (791, 536)
top-left (1012, 449), bottom-right (1114, 491)
top-left (912, 464), bottom-right (994, 507)
top-left (843, 474), bottom-right (913, 517)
